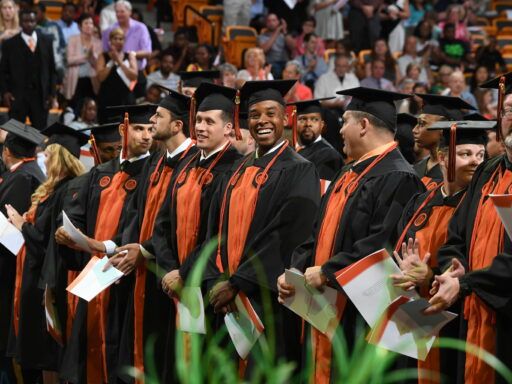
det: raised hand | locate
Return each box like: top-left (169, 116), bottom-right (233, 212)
top-left (391, 238), bottom-right (432, 290)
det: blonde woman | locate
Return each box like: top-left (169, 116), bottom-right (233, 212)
top-left (0, 0), bottom-right (19, 45)
top-left (6, 127), bottom-right (86, 384)
top-left (237, 47), bottom-right (274, 81)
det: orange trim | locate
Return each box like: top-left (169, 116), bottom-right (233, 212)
top-left (489, 194), bottom-right (512, 208)
top-left (334, 249), bottom-right (389, 286)
top-left (238, 292), bottom-right (264, 333)
top-left (367, 296), bottom-right (410, 344)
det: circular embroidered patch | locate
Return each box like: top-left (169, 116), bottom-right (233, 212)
top-left (414, 213), bottom-right (428, 227)
top-left (255, 173), bottom-right (268, 185)
top-left (99, 176), bottom-right (111, 188)
top-left (202, 172), bottom-right (213, 185)
top-left (426, 181), bottom-right (438, 191)
top-left (125, 179), bottom-right (137, 191)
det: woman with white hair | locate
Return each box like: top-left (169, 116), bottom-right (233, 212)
top-left (237, 47), bottom-right (273, 81)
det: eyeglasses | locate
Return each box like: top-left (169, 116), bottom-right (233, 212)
top-left (501, 107), bottom-right (512, 118)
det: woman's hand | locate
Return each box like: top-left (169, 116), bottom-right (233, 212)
top-left (5, 204), bottom-right (25, 231)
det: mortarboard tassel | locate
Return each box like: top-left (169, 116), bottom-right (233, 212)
top-left (89, 134), bottom-right (102, 165)
top-left (121, 112), bottom-right (129, 161)
top-left (497, 75), bottom-right (506, 142)
top-left (234, 89), bottom-right (242, 141)
top-left (189, 94), bottom-right (196, 140)
top-left (448, 122), bottom-right (457, 183)
top-left (291, 105), bottom-right (298, 149)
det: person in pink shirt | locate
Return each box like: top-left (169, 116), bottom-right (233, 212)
top-left (293, 17), bottom-right (325, 58)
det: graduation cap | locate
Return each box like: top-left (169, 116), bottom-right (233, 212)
top-left (190, 82), bottom-right (239, 140)
top-left (42, 122), bottom-right (89, 159)
top-left (178, 70), bottom-right (220, 89)
top-left (464, 112), bottom-right (490, 121)
top-left (155, 84), bottom-right (191, 118)
top-left (479, 72), bottom-right (512, 142)
top-left (337, 87), bottom-right (411, 132)
top-left (287, 97), bottom-right (335, 115)
top-left (395, 113), bottom-right (417, 164)
top-left (415, 94), bottom-right (476, 121)
top-left (239, 110), bottom-right (249, 131)
top-left (1, 119), bottom-right (45, 158)
top-left (428, 120), bottom-right (495, 182)
top-left (397, 113), bottom-right (418, 127)
top-left (79, 123), bottom-right (122, 165)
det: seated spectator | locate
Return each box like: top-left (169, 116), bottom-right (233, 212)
top-left (146, 51), bottom-right (180, 91)
top-left (63, 13), bottom-right (102, 103)
top-left (140, 83), bottom-right (161, 104)
top-left (293, 16), bottom-right (325, 58)
top-left (218, 63), bottom-right (237, 89)
top-left (434, 23), bottom-right (471, 69)
top-left (186, 43), bottom-right (214, 72)
top-left (328, 38), bottom-right (356, 70)
top-left (67, 97), bottom-right (97, 130)
top-left (314, 54), bottom-right (360, 109)
top-left (237, 47), bottom-right (273, 81)
top-left (474, 88), bottom-right (495, 118)
top-left (364, 38), bottom-right (400, 84)
top-left (475, 36), bottom-right (507, 76)
top-left (413, 19), bottom-right (439, 56)
top-left (441, 70), bottom-right (477, 108)
top-left (410, 81), bottom-right (428, 114)
top-left (297, 33), bottom-right (328, 90)
top-left (282, 60), bottom-right (312, 102)
top-left (56, 2), bottom-right (80, 44)
top-left (257, 13), bottom-right (293, 79)
top-left (361, 59), bottom-right (397, 91)
top-left (486, 130), bottom-right (505, 159)
top-left (397, 35), bottom-right (430, 84)
top-left (438, 4), bottom-right (469, 42)
top-left (0, 0), bottom-right (19, 51)
top-left (312, 0), bottom-right (344, 41)
top-left (36, 2), bottom-right (66, 81)
top-left (430, 64), bottom-right (453, 94)
top-left (405, 62), bottom-right (423, 83)
top-left (397, 78), bottom-right (416, 113)
top-left (405, 0), bottom-right (433, 29)
top-left (469, 65), bottom-right (491, 93)
top-left (96, 28), bottom-right (138, 120)
top-left (166, 29), bottom-right (193, 72)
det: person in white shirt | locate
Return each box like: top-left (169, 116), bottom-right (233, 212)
top-left (146, 51), bottom-right (180, 91)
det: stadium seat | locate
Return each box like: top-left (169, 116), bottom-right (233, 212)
top-left (324, 48), bottom-right (336, 63)
top-left (184, 5), bottom-right (223, 46)
top-left (492, 1), bottom-right (512, 14)
top-left (493, 18), bottom-right (512, 31)
top-left (170, 0), bottom-right (207, 32)
top-left (221, 26), bottom-right (258, 68)
top-left (497, 35), bottom-right (512, 52)
top-left (358, 49), bottom-right (372, 65)
top-left (503, 53), bottom-right (512, 71)
top-left (35, 0), bottom-right (66, 21)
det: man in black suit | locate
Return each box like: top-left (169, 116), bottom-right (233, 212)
top-left (0, 8), bottom-right (57, 131)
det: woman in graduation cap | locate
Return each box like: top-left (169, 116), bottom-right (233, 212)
top-left (411, 72), bottom-right (512, 384)
top-left (391, 120), bottom-right (490, 384)
top-left (6, 122), bottom-right (86, 384)
top-left (278, 87), bottom-right (425, 383)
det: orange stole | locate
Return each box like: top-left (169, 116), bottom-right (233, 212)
top-left (464, 167), bottom-right (512, 384)
top-left (87, 170), bottom-right (130, 384)
top-left (311, 142), bottom-right (398, 384)
top-left (133, 156), bottom-right (176, 382)
top-left (421, 176), bottom-right (440, 191)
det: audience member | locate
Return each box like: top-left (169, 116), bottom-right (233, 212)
top-left (430, 64), bottom-right (452, 94)
top-left (469, 65), bottom-right (491, 93)
top-left (0, 0), bottom-right (19, 48)
top-left (282, 60), bottom-right (312, 102)
top-left (258, 13), bottom-right (293, 79)
top-left (405, 0), bottom-right (432, 29)
top-left (413, 19), bottom-right (438, 56)
top-left (218, 62), bottom-right (237, 89)
top-left (398, 35), bottom-right (430, 84)
top-left (131, 8), bottom-right (162, 59)
top-left (409, 81), bottom-right (427, 114)
top-left (474, 88), bottom-right (495, 118)
top-left (314, 55), bottom-right (359, 108)
top-left (56, 2), bottom-right (80, 44)
top-left (99, 0), bottom-right (117, 32)
top-left (297, 33), bottom-right (328, 90)
top-left (237, 47), bottom-right (273, 81)
top-left (36, 3), bottom-right (66, 81)
top-left (475, 36), bottom-right (507, 75)
top-left (441, 70), bottom-right (477, 108)
top-left (327, 38), bottom-right (356, 70)
top-left (141, 83), bottom-right (161, 104)
top-left (348, 0), bottom-right (382, 53)
top-left (486, 130), bottom-right (505, 159)
top-left (437, 4), bottom-right (469, 41)
top-left (63, 13), bottom-right (102, 103)
top-left (365, 38), bottom-right (400, 84)
top-left (165, 29), bottom-right (193, 72)
top-left (312, 0), bottom-right (344, 41)
top-left (223, 0), bottom-right (251, 28)
top-left (186, 44), bottom-right (214, 72)
top-left (380, 0), bottom-right (410, 54)
top-left (293, 16), bottom-right (325, 58)
top-left (146, 51), bottom-right (179, 91)
top-left (434, 22), bottom-right (471, 68)
top-left (361, 59), bottom-right (397, 91)
top-left (67, 97), bottom-right (97, 129)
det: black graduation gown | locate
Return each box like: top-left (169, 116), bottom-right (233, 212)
top-left (0, 160), bottom-right (45, 355)
top-left (116, 146), bottom-right (199, 384)
top-left (7, 178), bottom-right (71, 371)
top-left (291, 148), bottom-right (424, 382)
top-left (413, 156), bottom-right (443, 189)
top-left (297, 137), bottom-right (344, 181)
top-left (59, 156), bottom-right (147, 384)
top-left (203, 145), bottom-right (321, 374)
top-left (437, 155), bottom-right (512, 384)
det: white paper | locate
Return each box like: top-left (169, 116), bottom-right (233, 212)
top-left (283, 0), bottom-right (297, 9)
top-left (0, 212), bottom-right (24, 255)
top-left (283, 269), bottom-right (338, 336)
top-left (175, 287), bottom-right (206, 334)
top-left (336, 249), bottom-right (417, 328)
top-left (116, 60), bottom-right (136, 91)
top-left (62, 211), bottom-right (92, 253)
top-left (490, 194), bottom-right (512, 239)
top-left (67, 256), bottom-right (123, 301)
top-left (224, 294), bottom-right (263, 359)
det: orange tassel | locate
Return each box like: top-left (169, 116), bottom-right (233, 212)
top-left (121, 112), bottom-right (129, 160)
top-left (448, 123), bottom-right (457, 183)
top-left (497, 76), bottom-right (506, 142)
top-left (89, 135), bottom-right (102, 165)
top-left (234, 89), bottom-right (242, 141)
top-left (291, 105), bottom-right (298, 149)
top-left (189, 95), bottom-right (196, 140)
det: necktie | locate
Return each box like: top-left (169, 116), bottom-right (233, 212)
top-left (27, 37), bottom-right (35, 52)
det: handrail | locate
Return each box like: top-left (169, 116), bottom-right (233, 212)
top-left (184, 5), bottom-right (215, 46)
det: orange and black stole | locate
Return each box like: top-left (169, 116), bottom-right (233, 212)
top-left (464, 163), bottom-right (512, 384)
top-left (310, 142), bottom-right (397, 383)
top-left (87, 165), bottom-right (135, 384)
top-left (394, 182), bottom-right (460, 384)
top-left (12, 202), bottom-right (39, 337)
top-left (133, 146), bottom-right (193, 382)
top-left (214, 141), bottom-right (289, 377)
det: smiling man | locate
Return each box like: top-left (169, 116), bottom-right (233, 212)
top-left (54, 103), bottom-right (155, 384)
top-left (277, 87), bottom-right (424, 383)
top-left (203, 80), bottom-right (321, 376)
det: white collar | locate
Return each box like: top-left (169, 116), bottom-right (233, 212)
top-left (257, 139), bottom-right (286, 158)
top-left (119, 151), bottom-right (150, 163)
top-left (9, 160), bottom-right (23, 171)
top-left (314, 135), bottom-right (322, 144)
top-left (21, 30), bottom-right (37, 43)
top-left (167, 138), bottom-right (193, 159)
top-left (200, 141), bottom-right (229, 161)
top-left (440, 185), bottom-right (464, 198)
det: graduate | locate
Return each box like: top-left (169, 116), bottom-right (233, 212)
top-left (203, 80), bottom-right (321, 376)
top-left (106, 88), bottom-right (197, 384)
top-left (391, 120), bottom-right (491, 384)
top-left (178, 70), bottom-right (220, 97)
top-left (0, 120), bottom-right (46, 382)
top-left (413, 94), bottom-right (476, 189)
top-left (55, 104), bottom-right (155, 384)
top-left (417, 73), bottom-right (512, 384)
top-left (277, 87), bottom-right (424, 383)
top-left (289, 97), bottom-right (344, 186)
top-left (6, 123), bottom-right (86, 384)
